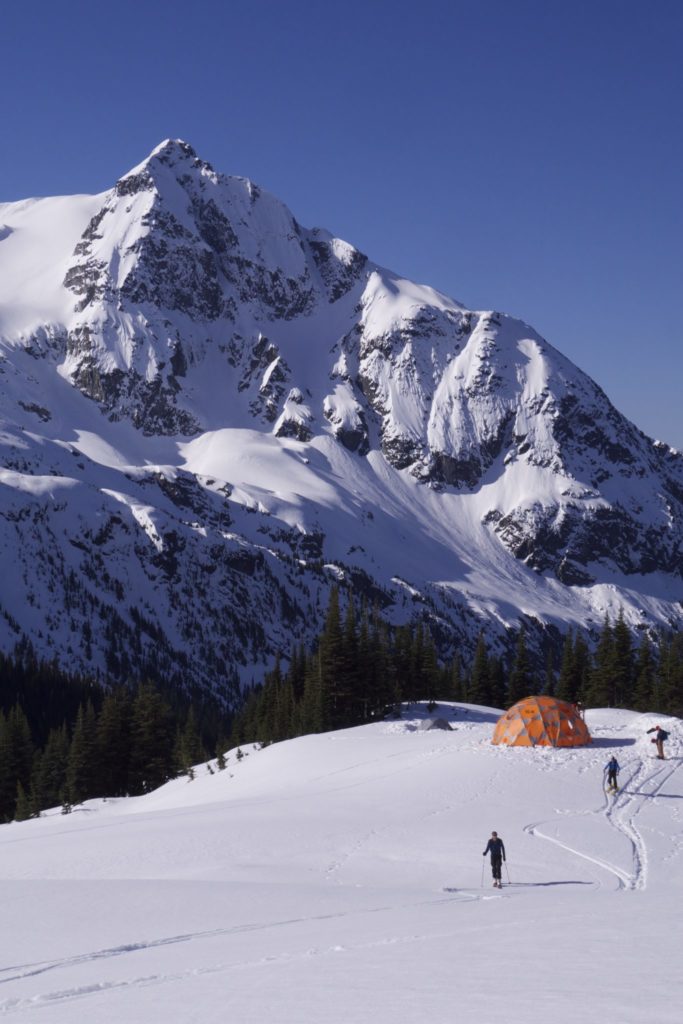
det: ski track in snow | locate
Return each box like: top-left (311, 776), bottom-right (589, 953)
top-left (0, 739), bottom-right (508, 1015)
top-left (525, 749), bottom-right (682, 890)
top-left (1, 710), bottom-right (681, 1019)
top-left (0, 894), bottom-right (478, 1015)
top-left (0, 922), bottom-right (465, 1017)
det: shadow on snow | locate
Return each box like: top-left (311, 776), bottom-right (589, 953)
top-left (503, 881), bottom-right (594, 887)
top-left (590, 737), bottom-right (637, 748)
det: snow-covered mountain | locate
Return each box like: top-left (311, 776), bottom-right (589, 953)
top-left (1, 704), bottom-right (681, 1022)
top-left (0, 139), bottom-right (681, 696)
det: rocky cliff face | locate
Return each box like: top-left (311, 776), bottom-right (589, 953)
top-left (56, 140), bottom-right (368, 438)
top-left (0, 140), bottom-right (680, 699)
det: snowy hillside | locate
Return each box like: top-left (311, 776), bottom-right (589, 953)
top-left (0, 704), bottom-right (681, 1022)
top-left (0, 139), bottom-right (681, 693)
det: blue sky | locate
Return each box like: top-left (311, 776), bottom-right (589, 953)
top-left (3, 0), bottom-right (681, 447)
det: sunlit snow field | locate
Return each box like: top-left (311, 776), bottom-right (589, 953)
top-left (0, 704), bottom-right (681, 1022)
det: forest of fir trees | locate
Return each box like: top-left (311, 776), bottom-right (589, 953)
top-left (1, 589), bottom-right (682, 824)
top-left (231, 588), bottom-right (683, 747)
top-left (0, 647), bottom-right (231, 825)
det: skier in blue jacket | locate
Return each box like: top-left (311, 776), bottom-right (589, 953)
top-left (604, 756), bottom-right (620, 793)
top-left (482, 831), bottom-right (506, 888)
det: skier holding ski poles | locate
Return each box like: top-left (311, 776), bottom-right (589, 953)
top-left (482, 831), bottom-right (506, 888)
top-left (604, 756), bottom-right (620, 793)
top-left (647, 725), bottom-right (669, 760)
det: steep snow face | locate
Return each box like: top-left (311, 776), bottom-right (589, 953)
top-left (0, 193), bottom-right (103, 335)
top-left (0, 140), bottom-right (681, 693)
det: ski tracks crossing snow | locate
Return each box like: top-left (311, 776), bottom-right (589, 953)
top-left (525, 742), bottom-right (682, 891)
top-left (0, 892), bottom-right (477, 1015)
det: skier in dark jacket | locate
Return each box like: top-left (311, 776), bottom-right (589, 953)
top-left (604, 756), bottom-right (620, 793)
top-left (647, 725), bottom-right (669, 759)
top-left (482, 831), bottom-right (506, 888)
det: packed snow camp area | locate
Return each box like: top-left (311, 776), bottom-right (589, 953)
top-left (0, 700), bottom-right (681, 1023)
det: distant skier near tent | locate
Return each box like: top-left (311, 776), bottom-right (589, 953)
top-left (604, 756), bottom-right (620, 793)
top-left (647, 725), bottom-right (669, 759)
top-left (482, 831), bottom-right (506, 888)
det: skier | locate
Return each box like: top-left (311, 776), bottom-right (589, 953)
top-left (482, 830), bottom-right (506, 888)
top-left (604, 756), bottom-right (620, 793)
top-left (647, 725), bottom-right (669, 759)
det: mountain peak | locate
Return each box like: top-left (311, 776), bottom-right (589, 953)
top-left (1, 143), bottom-right (682, 695)
top-left (116, 138), bottom-right (216, 197)
top-left (148, 138), bottom-right (198, 162)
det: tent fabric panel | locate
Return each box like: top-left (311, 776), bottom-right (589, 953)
top-left (491, 696), bottom-right (592, 747)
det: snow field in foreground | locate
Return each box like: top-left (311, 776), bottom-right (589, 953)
top-left (0, 704), bottom-right (681, 1023)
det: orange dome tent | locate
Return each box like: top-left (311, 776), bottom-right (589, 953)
top-left (492, 696), bottom-right (591, 747)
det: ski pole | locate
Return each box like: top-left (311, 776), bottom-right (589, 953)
top-left (481, 858), bottom-right (485, 887)
top-left (505, 862), bottom-right (511, 885)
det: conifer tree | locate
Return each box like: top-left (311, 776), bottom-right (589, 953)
top-left (172, 725), bottom-right (185, 774)
top-left (8, 706), bottom-right (34, 788)
top-left (318, 587), bottom-right (344, 727)
top-left (507, 629), bottom-right (533, 705)
top-left (543, 648), bottom-right (556, 697)
top-left (27, 751), bottom-right (44, 818)
top-left (449, 655), bottom-right (465, 703)
top-left (468, 635), bottom-right (491, 706)
top-left (488, 656), bottom-right (506, 709)
top-left (14, 781), bottom-right (31, 822)
top-left (420, 628), bottom-right (440, 708)
top-left (341, 599), bottom-right (361, 722)
top-left (96, 690), bottom-right (132, 797)
top-left (0, 706), bottom-right (34, 821)
top-left (0, 712), bottom-right (13, 822)
top-left (633, 635), bottom-right (656, 711)
top-left (257, 660), bottom-right (281, 743)
top-left (409, 624), bottom-right (425, 705)
top-left (585, 616), bottom-right (613, 707)
top-left (300, 653), bottom-right (324, 734)
top-left (36, 724), bottom-right (70, 810)
top-left (128, 683), bottom-right (174, 794)
top-left (372, 618), bottom-right (395, 713)
top-left (609, 610), bottom-right (634, 707)
top-left (287, 643), bottom-right (307, 702)
top-left (66, 701), bottom-right (98, 805)
top-left (274, 677), bottom-right (296, 740)
top-left (556, 632), bottom-right (576, 703)
top-left (657, 632), bottom-right (683, 716)
top-left (392, 624), bottom-right (412, 708)
top-left (178, 707), bottom-right (206, 774)
top-left (355, 603), bottom-right (375, 720)
top-left (573, 633), bottom-right (592, 703)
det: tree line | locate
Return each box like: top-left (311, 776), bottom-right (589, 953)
top-left (232, 590), bottom-right (683, 747)
top-left (0, 648), bottom-right (230, 824)
top-left (1, 598), bottom-right (681, 822)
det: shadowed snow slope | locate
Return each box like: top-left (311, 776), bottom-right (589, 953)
top-left (0, 704), bottom-right (681, 1022)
